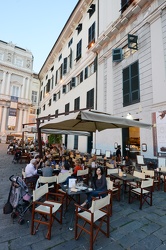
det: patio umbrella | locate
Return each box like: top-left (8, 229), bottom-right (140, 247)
top-left (22, 126), bottom-right (90, 136)
top-left (40, 110), bottom-right (152, 132)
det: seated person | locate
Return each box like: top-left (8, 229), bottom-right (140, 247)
top-left (80, 167), bottom-right (107, 207)
top-left (122, 155), bottom-right (133, 173)
top-left (59, 156), bottom-right (67, 168)
top-left (61, 163), bottom-right (70, 173)
top-left (12, 148), bottom-right (21, 163)
top-left (42, 160), bottom-right (53, 177)
top-left (25, 159), bottom-right (39, 187)
top-left (88, 155), bottom-right (97, 165)
top-left (72, 159), bottom-right (82, 177)
top-left (109, 156), bottom-right (117, 168)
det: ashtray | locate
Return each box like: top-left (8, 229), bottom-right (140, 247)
top-left (123, 174), bottom-right (127, 177)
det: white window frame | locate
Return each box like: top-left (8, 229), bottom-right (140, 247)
top-left (15, 58), bottom-right (23, 67)
top-left (31, 90), bottom-right (37, 104)
top-left (11, 85), bottom-right (20, 97)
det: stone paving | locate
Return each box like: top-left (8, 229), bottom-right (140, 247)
top-left (0, 143), bottom-right (166, 250)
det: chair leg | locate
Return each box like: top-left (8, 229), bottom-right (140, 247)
top-left (90, 223), bottom-right (93, 250)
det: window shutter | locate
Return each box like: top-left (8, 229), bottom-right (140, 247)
top-left (112, 48), bottom-right (123, 62)
top-left (63, 57), bottom-right (67, 75)
top-left (62, 85), bottom-right (66, 94)
top-left (85, 67), bottom-right (88, 79)
top-left (55, 70), bottom-right (58, 85)
top-left (70, 49), bottom-right (72, 68)
top-left (71, 77), bottom-right (76, 87)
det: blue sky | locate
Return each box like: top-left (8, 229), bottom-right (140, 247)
top-left (0, 0), bottom-right (78, 73)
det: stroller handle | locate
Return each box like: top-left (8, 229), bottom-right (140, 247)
top-left (9, 175), bottom-right (16, 182)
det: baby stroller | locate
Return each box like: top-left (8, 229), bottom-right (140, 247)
top-left (8, 175), bottom-right (32, 224)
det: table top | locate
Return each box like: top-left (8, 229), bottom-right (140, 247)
top-left (60, 183), bottom-right (92, 195)
top-left (110, 173), bottom-right (136, 181)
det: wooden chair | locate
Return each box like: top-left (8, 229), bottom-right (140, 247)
top-left (37, 176), bottom-right (57, 191)
top-left (128, 178), bottom-right (153, 209)
top-left (56, 172), bottom-right (71, 209)
top-left (142, 170), bottom-right (160, 191)
top-left (158, 167), bottom-right (166, 192)
top-left (129, 171), bottom-right (146, 188)
top-left (106, 177), bottom-right (120, 202)
top-left (141, 165), bottom-right (147, 172)
top-left (75, 193), bottom-right (111, 250)
top-left (77, 168), bottom-right (89, 184)
top-left (31, 183), bottom-right (64, 240)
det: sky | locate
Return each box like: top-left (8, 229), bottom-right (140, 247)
top-left (0, 0), bottom-right (78, 73)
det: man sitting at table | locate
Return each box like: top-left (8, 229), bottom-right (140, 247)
top-left (122, 155), bottom-right (133, 173)
top-left (25, 159), bottom-right (39, 187)
top-left (42, 160), bottom-right (53, 177)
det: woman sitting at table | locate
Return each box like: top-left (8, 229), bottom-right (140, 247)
top-left (80, 166), bottom-right (107, 208)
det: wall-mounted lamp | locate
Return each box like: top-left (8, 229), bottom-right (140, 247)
top-left (126, 113), bottom-right (133, 120)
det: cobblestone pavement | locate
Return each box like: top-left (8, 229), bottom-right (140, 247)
top-left (0, 143), bottom-right (166, 250)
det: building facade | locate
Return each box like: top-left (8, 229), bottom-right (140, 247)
top-left (38, 0), bottom-right (166, 159)
top-left (0, 40), bottom-right (40, 143)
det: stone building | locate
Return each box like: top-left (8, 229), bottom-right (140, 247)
top-left (37, 0), bottom-right (166, 159)
top-left (0, 40), bottom-right (40, 143)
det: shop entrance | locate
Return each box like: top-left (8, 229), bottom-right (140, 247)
top-left (122, 127), bottom-right (140, 159)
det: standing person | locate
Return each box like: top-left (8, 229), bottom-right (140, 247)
top-left (80, 166), bottom-right (107, 207)
top-left (116, 145), bottom-right (121, 162)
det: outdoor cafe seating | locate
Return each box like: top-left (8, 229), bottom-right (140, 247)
top-left (74, 193), bottom-right (111, 250)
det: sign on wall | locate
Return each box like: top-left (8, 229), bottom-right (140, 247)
top-left (152, 111), bottom-right (166, 157)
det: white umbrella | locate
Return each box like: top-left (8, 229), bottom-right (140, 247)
top-left (40, 110), bottom-right (152, 132)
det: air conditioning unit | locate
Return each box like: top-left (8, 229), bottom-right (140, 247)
top-left (112, 48), bottom-right (123, 62)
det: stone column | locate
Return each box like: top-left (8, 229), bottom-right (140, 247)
top-left (17, 109), bottom-right (23, 132)
top-left (5, 73), bottom-right (11, 96)
top-left (21, 77), bottom-right (26, 98)
top-left (23, 109), bottom-right (28, 124)
top-left (1, 71), bottom-right (7, 95)
top-left (25, 78), bottom-right (30, 99)
top-left (1, 106), bottom-right (7, 132)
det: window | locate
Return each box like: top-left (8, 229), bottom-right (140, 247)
top-left (48, 99), bottom-right (52, 106)
top-left (74, 135), bottom-right (78, 149)
top-left (43, 104), bottom-right (45, 111)
top-left (76, 23), bottom-right (82, 35)
top-left (67, 82), bottom-right (71, 92)
top-left (55, 109), bottom-right (58, 117)
top-left (59, 53), bottom-right (62, 61)
top-left (11, 85), bottom-right (19, 97)
top-left (30, 108), bottom-right (35, 114)
top-left (53, 93), bottom-right (56, 101)
top-left (69, 48), bottom-right (73, 69)
top-left (89, 62), bottom-right (95, 76)
top-left (76, 40), bottom-right (82, 62)
top-left (87, 4), bottom-right (95, 18)
top-left (40, 91), bottom-right (42, 101)
top-left (62, 85), bottom-right (66, 94)
top-left (65, 103), bottom-right (70, 114)
top-left (71, 77), bottom-right (76, 88)
top-left (57, 91), bottom-right (61, 100)
top-left (74, 97), bottom-right (80, 111)
top-left (87, 88), bottom-right (94, 109)
top-left (63, 57), bottom-right (67, 75)
top-left (51, 75), bottom-right (54, 89)
top-left (46, 79), bottom-right (51, 93)
top-left (15, 58), bottom-right (23, 67)
top-left (76, 71), bottom-right (83, 85)
top-left (31, 91), bottom-right (37, 103)
top-left (85, 67), bottom-right (88, 79)
top-left (120, 0), bottom-right (134, 13)
top-left (88, 22), bottom-right (95, 48)
top-left (123, 61), bottom-right (140, 107)
top-left (68, 38), bottom-right (73, 47)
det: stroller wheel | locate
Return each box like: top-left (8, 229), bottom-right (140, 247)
top-left (18, 218), bottom-right (25, 225)
top-left (11, 212), bottom-right (17, 219)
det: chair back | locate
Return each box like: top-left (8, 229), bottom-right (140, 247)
top-left (106, 163), bottom-right (114, 168)
top-left (33, 183), bottom-right (48, 201)
top-left (91, 194), bottom-right (110, 213)
top-left (141, 165), bottom-right (147, 172)
top-left (137, 155), bottom-right (144, 165)
top-left (107, 168), bottom-right (118, 175)
top-left (160, 166), bottom-right (166, 172)
top-left (142, 170), bottom-right (154, 178)
top-left (106, 178), bottom-right (113, 190)
top-left (141, 178), bottom-right (153, 188)
top-left (38, 176), bottom-right (57, 184)
top-left (77, 168), bottom-right (89, 177)
top-left (133, 171), bottom-right (145, 179)
top-left (57, 172), bottom-right (71, 184)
